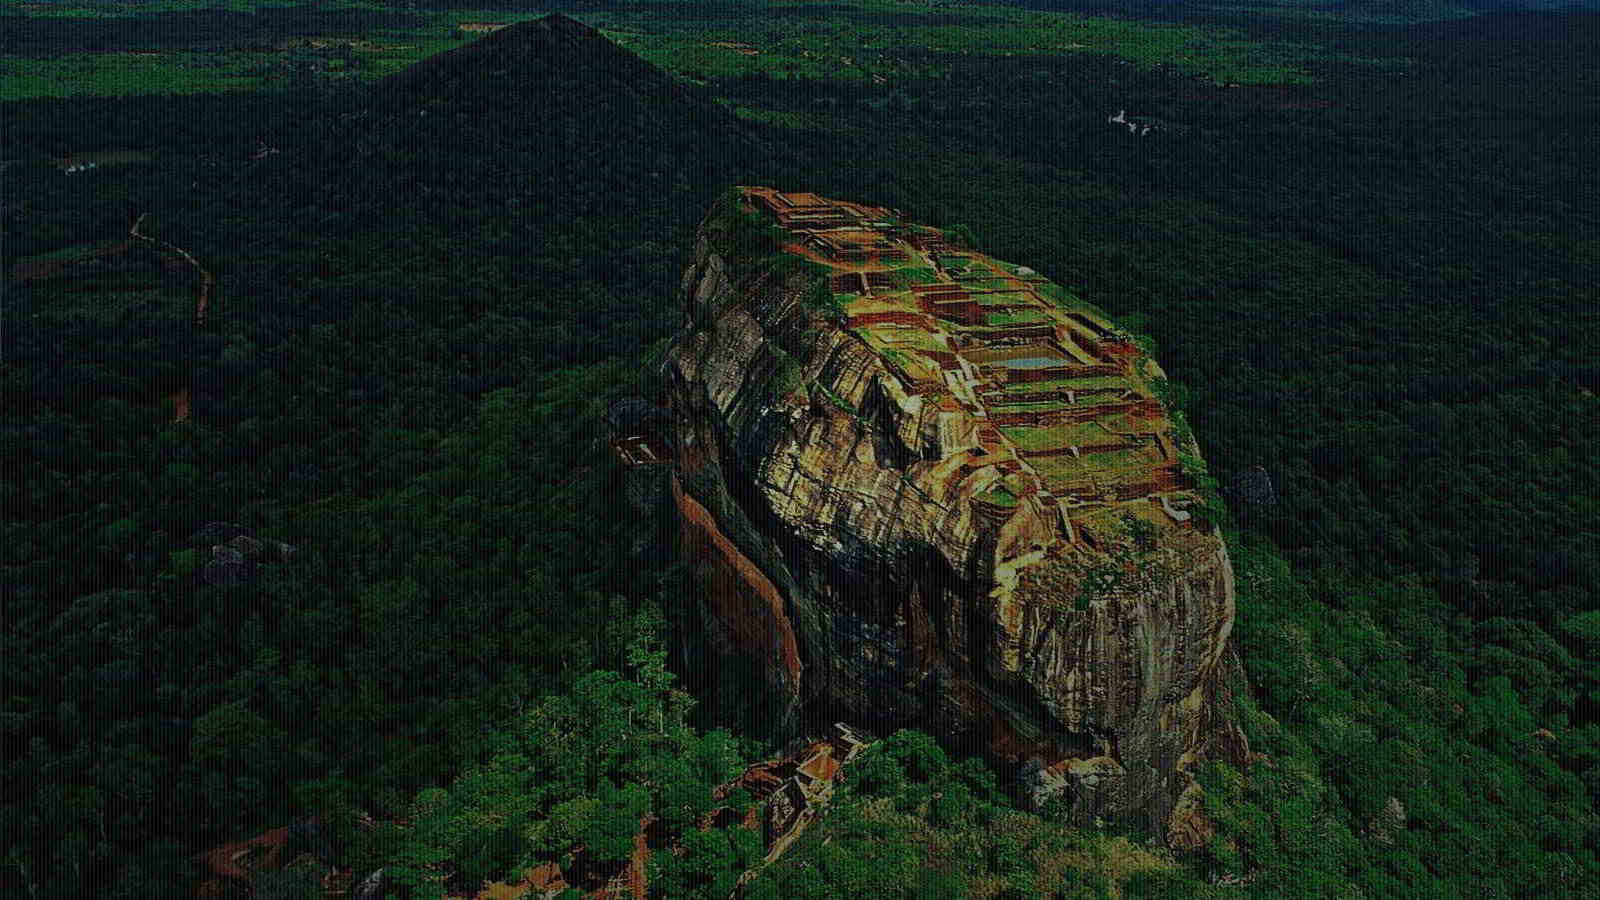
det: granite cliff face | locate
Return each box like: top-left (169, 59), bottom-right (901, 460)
top-left (663, 188), bottom-right (1248, 844)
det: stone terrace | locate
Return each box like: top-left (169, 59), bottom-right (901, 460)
top-left (737, 186), bottom-right (1204, 551)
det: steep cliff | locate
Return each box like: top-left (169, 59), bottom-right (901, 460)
top-left (663, 188), bottom-right (1248, 845)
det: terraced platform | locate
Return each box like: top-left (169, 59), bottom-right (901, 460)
top-left (741, 185), bottom-right (1201, 550)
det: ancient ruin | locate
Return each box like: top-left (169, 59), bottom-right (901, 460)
top-left (729, 187), bottom-right (1209, 561)
top-left (665, 188), bottom-right (1249, 844)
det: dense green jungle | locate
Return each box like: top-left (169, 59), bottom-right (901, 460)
top-left (3, 2), bottom-right (1599, 898)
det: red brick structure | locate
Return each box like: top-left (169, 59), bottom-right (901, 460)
top-left (864, 271), bottom-right (898, 291)
top-left (831, 272), bottom-right (870, 294)
top-left (923, 297), bottom-right (984, 325)
top-left (912, 284), bottom-right (982, 325)
top-left (797, 745), bottom-right (842, 786)
top-left (1100, 339), bottom-right (1141, 359)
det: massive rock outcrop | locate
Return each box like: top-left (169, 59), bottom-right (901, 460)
top-left (663, 188), bottom-right (1248, 844)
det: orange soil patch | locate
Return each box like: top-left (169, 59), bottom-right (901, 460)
top-left (197, 826), bottom-right (290, 896)
top-left (169, 389), bottom-right (190, 424)
top-left (819, 228), bottom-right (885, 246)
top-left (620, 818), bottom-right (652, 900)
top-left (672, 475), bottom-right (804, 690)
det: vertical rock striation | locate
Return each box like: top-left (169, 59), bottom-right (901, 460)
top-left (663, 189), bottom-right (1248, 844)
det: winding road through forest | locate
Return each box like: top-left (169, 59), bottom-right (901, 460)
top-left (130, 212), bottom-right (213, 323)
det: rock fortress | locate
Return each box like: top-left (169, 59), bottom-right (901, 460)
top-left (663, 187), bottom-right (1249, 846)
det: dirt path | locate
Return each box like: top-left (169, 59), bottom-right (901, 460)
top-left (130, 213), bottom-right (212, 424)
top-left (130, 212), bottom-right (214, 325)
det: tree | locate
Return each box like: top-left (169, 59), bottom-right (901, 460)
top-left (742, 874), bottom-right (781, 900)
top-left (724, 788), bottom-right (754, 819)
top-left (540, 795), bottom-right (599, 861)
top-left (188, 698), bottom-right (290, 822)
top-left (777, 861), bottom-right (833, 900)
top-left (945, 223), bottom-right (981, 251)
top-left (880, 729), bottom-right (948, 783)
top-left (914, 867), bottom-right (968, 899)
top-left (849, 747), bottom-right (906, 798)
top-left (648, 848), bottom-right (686, 899)
top-left (678, 827), bottom-right (739, 899)
top-left (626, 605), bottom-right (675, 735)
top-left (930, 781), bottom-right (974, 828)
top-left (729, 825), bottom-right (762, 869)
top-left (693, 729), bottom-right (741, 786)
top-left (1122, 513), bottom-right (1159, 552)
top-left (659, 763), bottom-right (715, 834)
top-left (581, 780), bottom-right (648, 872)
top-left (1559, 611), bottom-right (1600, 656)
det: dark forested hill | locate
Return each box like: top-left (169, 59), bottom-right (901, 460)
top-left (378, 13), bottom-right (698, 106)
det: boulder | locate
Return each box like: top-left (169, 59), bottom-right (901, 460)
top-left (606, 396), bottom-right (668, 436)
top-left (228, 534), bottom-right (265, 558)
top-left (1225, 465), bottom-right (1276, 507)
top-left (351, 869), bottom-right (386, 900)
top-left (1015, 757), bottom-right (1070, 813)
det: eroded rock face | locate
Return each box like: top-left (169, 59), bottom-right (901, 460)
top-left (663, 189), bottom-right (1248, 843)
